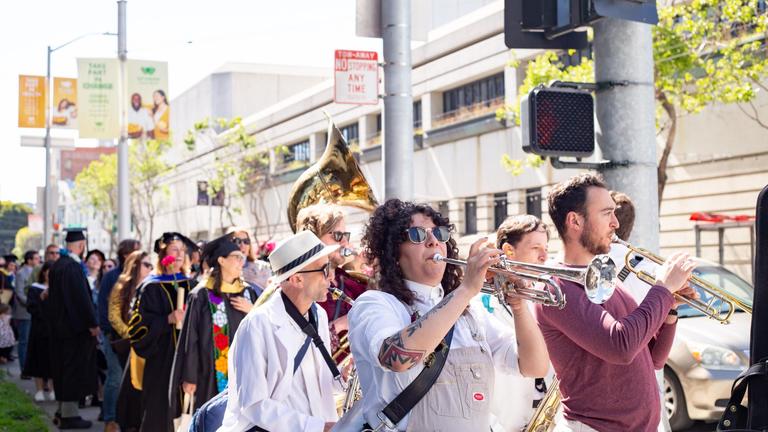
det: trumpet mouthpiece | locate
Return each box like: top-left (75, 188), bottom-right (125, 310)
top-left (432, 253), bottom-right (445, 262)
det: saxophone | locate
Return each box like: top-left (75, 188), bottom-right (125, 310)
top-left (525, 377), bottom-right (561, 432)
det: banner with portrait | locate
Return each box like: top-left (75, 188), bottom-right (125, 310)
top-left (52, 77), bottom-right (78, 129)
top-left (125, 60), bottom-right (169, 141)
top-left (77, 58), bottom-right (120, 139)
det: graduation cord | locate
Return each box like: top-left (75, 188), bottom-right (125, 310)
top-left (280, 291), bottom-right (341, 380)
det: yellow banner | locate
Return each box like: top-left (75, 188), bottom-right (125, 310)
top-left (18, 75), bottom-right (46, 128)
top-left (77, 58), bottom-right (120, 139)
top-left (126, 60), bottom-right (169, 141)
top-left (52, 77), bottom-right (78, 129)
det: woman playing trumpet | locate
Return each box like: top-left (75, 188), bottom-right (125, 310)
top-left (347, 199), bottom-right (549, 431)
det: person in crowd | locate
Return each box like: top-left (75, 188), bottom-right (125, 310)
top-left (111, 250), bottom-right (153, 432)
top-left (47, 228), bottom-right (99, 429)
top-left (170, 234), bottom-right (258, 416)
top-left (24, 261), bottom-right (55, 402)
top-left (85, 249), bottom-right (106, 304)
top-left (127, 232), bottom-right (197, 432)
top-left (228, 227), bottom-right (271, 295)
top-left (219, 231), bottom-right (340, 432)
top-left (45, 244), bottom-right (61, 262)
top-left (535, 173), bottom-right (695, 432)
top-left (104, 259), bottom-right (117, 274)
top-left (347, 199), bottom-right (549, 431)
top-left (13, 250), bottom-right (39, 379)
top-left (98, 239), bottom-right (141, 432)
top-left (0, 304), bottom-right (15, 364)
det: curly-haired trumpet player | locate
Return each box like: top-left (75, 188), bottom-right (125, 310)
top-left (347, 199), bottom-right (549, 431)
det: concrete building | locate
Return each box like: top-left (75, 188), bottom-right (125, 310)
top-left (154, 1), bottom-right (766, 282)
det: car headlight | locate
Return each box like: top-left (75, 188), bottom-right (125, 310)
top-left (689, 343), bottom-right (745, 370)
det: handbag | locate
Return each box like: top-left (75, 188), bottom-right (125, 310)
top-left (717, 358), bottom-right (768, 432)
top-left (174, 392), bottom-right (195, 432)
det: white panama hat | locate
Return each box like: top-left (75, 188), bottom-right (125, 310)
top-left (268, 230), bottom-right (340, 284)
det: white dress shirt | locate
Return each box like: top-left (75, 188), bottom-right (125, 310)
top-left (219, 288), bottom-right (338, 432)
top-left (347, 280), bottom-right (520, 430)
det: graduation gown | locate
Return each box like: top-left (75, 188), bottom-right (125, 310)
top-left (46, 253), bottom-right (99, 401)
top-left (127, 273), bottom-right (195, 432)
top-left (23, 283), bottom-right (52, 379)
top-left (169, 279), bottom-right (257, 418)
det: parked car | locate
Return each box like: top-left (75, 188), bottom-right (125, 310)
top-left (664, 258), bottom-right (753, 430)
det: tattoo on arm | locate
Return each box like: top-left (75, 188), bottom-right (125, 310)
top-left (379, 332), bottom-right (426, 370)
top-left (379, 291), bottom-right (458, 370)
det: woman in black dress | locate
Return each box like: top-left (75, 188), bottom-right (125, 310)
top-left (169, 234), bottom-right (257, 417)
top-left (127, 232), bottom-right (197, 432)
top-left (23, 261), bottom-right (54, 402)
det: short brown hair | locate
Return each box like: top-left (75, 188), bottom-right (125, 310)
top-left (496, 215), bottom-right (550, 249)
top-left (296, 204), bottom-right (345, 238)
top-left (611, 191), bottom-right (635, 241)
top-left (547, 173), bottom-right (607, 239)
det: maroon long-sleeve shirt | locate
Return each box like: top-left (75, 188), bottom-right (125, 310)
top-left (535, 280), bottom-right (677, 432)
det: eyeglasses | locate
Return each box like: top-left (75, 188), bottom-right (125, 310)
top-left (232, 237), bottom-right (251, 246)
top-left (331, 231), bottom-right (351, 243)
top-left (226, 253), bottom-right (247, 263)
top-left (403, 226), bottom-right (451, 244)
top-left (141, 261), bottom-right (154, 270)
top-left (296, 262), bottom-right (332, 279)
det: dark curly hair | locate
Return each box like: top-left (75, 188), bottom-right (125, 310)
top-left (362, 199), bottom-right (462, 306)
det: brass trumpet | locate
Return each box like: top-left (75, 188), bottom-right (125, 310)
top-left (612, 235), bottom-right (752, 324)
top-left (432, 253), bottom-right (618, 308)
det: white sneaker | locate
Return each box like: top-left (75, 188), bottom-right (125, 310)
top-left (34, 390), bottom-right (45, 402)
top-left (46, 390), bottom-right (55, 401)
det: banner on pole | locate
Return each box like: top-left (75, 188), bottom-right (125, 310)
top-left (18, 75), bottom-right (46, 128)
top-left (126, 60), bottom-right (169, 140)
top-left (77, 58), bottom-right (120, 139)
top-left (52, 77), bottom-right (78, 129)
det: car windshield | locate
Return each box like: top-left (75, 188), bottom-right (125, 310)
top-left (678, 265), bottom-right (754, 318)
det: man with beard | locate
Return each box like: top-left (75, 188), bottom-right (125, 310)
top-left (535, 173), bottom-right (696, 432)
top-left (47, 228), bottom-right (99, 429)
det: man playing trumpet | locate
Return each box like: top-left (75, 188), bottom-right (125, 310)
top-left (347, 199), bottom-right (549, 431)
top-left (536, 173), bottom-right (696, 432)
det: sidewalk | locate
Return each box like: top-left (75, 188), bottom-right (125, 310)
top-left (0, 362), bottom-right (102, 432)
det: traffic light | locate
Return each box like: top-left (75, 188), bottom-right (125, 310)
top-left (521, 86), bottom-right (595, 158)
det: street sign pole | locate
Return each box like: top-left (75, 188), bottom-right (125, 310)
top-left (117, 0), bottom-right (131, 240)
top-left (382, 0), bottom-right (413, 201)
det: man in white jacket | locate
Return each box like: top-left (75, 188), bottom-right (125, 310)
top-left (219, 231), bottom-right (340, 432)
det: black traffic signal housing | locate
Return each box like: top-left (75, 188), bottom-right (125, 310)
top-left (506, 0), bottom-right (658, 49)
top-left (521, 86), bottom-right (595, 158)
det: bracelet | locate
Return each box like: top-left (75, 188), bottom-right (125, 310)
top-left (667, 309), bottom-right (678, 316)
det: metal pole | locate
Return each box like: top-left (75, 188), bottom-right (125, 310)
top-left (381, 0), bottom-right (413, 201)
top-left (594, 18), bottom-right (670, 432)
top-left (117, 0), bottom-right (130, 240)
top-left (594, 18), bottom-right (659, 252)
top-left (44, 46), bottom-right (52, 246)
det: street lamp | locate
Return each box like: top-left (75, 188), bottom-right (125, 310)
top-left (43, 31), bottom-right (116, 245)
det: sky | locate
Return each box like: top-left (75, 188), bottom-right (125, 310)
top-left (0, 0), bottom-right (382, 205)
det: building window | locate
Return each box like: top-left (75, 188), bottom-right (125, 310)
top-left (413, 100), bottom-right (422, 129)
top-left (465, 198), bottom-right (477, 235)
top-left (339, 123), bottom-right (359, 144)
top-left (284, 139), bottom-right (310, 164)
top-left (438, 200), bottom-right (449, 218)
top-left (376, 113), bottom-right (382, 132)
top-left (526, 187), bottom-right (542, 220)
top-left (494, 192), bottom-right (508, 230)
top-left (442, 73), bottom-right (505, 114)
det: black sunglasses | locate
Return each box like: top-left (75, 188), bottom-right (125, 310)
top-left (331, 231), bottom-right (351, 242)
top-left (296, 262), bottom-right (332, 279)
top-left (403, 226), bottom-right (451, 244)
top-left (232, 237), bottom-right (251, 246)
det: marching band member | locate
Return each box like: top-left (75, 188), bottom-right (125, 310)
top-left (483, 214), bottom-right (552, 431)
top-left (219, 231), bottom-right (340, 432)
top-left (535, 173), bottom-right (695, 432)
top-left (347, 199), bottom-right (549, 431)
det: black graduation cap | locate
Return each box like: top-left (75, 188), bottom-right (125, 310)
top-left (201, 234), bottom-right (240, 268)
top-left (64, 227), bottom-right (87, 243)
top-left (153, 232), bottom-right (198, 255)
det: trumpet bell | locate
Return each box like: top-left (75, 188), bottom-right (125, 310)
top-left (583, 255), bottom-right (618, 304)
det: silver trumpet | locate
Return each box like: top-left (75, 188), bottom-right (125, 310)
top-left (432, 253), bottom-right (618, 308)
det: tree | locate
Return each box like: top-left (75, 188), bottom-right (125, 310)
top-left (74, 154), bottom-right (119, 251)
top-left (0, 202), bottom-right (32, 255)
top-left (13, 227), bottom-right (42, 258)
top-left (129, 138), bottom-right (172, 248)
top-left (185, 117), bottom-right (287, 240)
top-left (500, 0), bottom-right (768, 205)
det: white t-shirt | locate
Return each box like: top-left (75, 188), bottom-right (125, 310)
top-left (127, 107), bottom-right (155, 135)
top-left (347, 280), bottom-right (521, 430)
